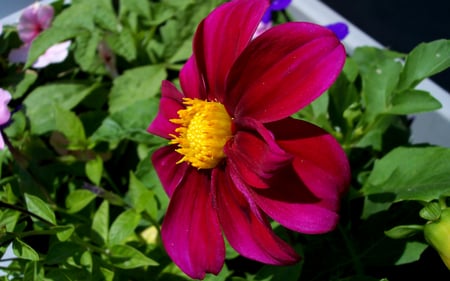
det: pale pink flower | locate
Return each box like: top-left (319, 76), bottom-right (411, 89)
top-left (0, 89), bottom-right (12, 150)
top-left (8, 3), bottom-right (70, 68)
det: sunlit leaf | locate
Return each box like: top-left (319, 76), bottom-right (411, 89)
top-left (13, 238), bottom-right (39, 261)
top-left (86, 155), bottom-right (103, 186)
top-left (109, 244), bottom-right (158, 268)
top-left (398, 39), bottom-right (450, 90)
top-left (65, 189), bottom-right (97, 214)
top-left (24, 193), bottom-right (56, 225)
top-left (92, 200), bottom-right (109, 246)
top-left (108, 209), bottom-right (140, 246)
top-left (362, 147), bottom-right (450, 202)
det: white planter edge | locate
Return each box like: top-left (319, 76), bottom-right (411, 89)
top-left (289, 0), bottom-right (450, 147)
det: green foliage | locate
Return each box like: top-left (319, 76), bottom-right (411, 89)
top-left (1, 0), bottom-right (450, 280)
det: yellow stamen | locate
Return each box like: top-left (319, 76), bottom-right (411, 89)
top-left (169, 98), bottom-right (232, 169)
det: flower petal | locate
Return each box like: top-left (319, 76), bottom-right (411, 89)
top-left (250, 118), bottom-right (350, 234)
top-left (8, 44), bottom-right (30, 64)
top-left (151, 145), bottom-right (188, 197)
top-left (270, 0), bottom-right (292, 10)
top-left (0, 135), bottom-right (5, 150)
top-left (225, 117), bottom-right (291, 188)
top-left (193, 0), bottom-right (269, 101)
top-left (18, 3), bottom-right (53, 43)
top-left (148, 80), bottom-right (184, 139)
top-left (161, 169), bottom-right (224, 279)
top-left (32, 40), bottom-right (71, 68)
top-left (252, 164), bottom-right (341, 234)
top-left (267, 117), bottom-right (351, 197)
top-left (212, 167), bottom-right (299, 265)
top-left (0, 89), bottom-right (11, 126)
top-left (226, 22), bottom-right (345, 122)
top-left (326, 22), bottom-right (349, 41)
top-left (179, 55), bottom-right (206, 99)
top-left (36, 4), bottom-right (54, 29)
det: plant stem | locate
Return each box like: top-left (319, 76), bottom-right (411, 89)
top-left (338, 224), bottom-right (365, 276)
top-left (0, 201), bottom-right (54, 226)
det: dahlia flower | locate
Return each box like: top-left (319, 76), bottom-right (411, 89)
top-left (148, 0), bottom-right (350, 278)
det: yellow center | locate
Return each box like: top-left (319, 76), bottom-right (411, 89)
top-left (169, 98), bottom-right (232, 169)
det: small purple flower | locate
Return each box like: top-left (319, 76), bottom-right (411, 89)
top-left (262, 0), bottom-right (292, 23)
top-left (0, 89), bottom-right (12, 150)
top-left (326, 22), bottom-right (349, 41)
top-left (8, 3), bottom-right (71, 69)
top-left (254, 0), bottom-right (291, 38)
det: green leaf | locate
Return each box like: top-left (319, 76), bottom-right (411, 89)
top-left (0, 209), bottom-right (20, 232)
top-left (135, 150), bottom-right (169, 220)
top-left (23, 82), bottom-right (98, 135)
top-left (13, 71), bottom-right (38, 99)
top-left (109, 65), bottom-right (166, 113)
top-left (362, 147), bottom-right (450, 202)
top-left (420, 202), bottom-right (442, 221)
top-left (54, 105), bottom-right (87, 147)
top-left (52, 0), bottom-right (119, 31)
top-left (73, 30), bottom-right (106, 74)
top-left (45, 242), bottom-right (84, 265)
top-left (13, 238), bottom-right (39, 261)
top-left (254, 263), bottom-right (302, 281)
top-left (384, 225), bottom-right (424, 239)
top-left (104, 27), bottom-right (137, 62)
top-left (54, 225), bottom-right (75, 241)
top-left (92, 200), bottom-right (109, 246)
top-left (109, 244), bottom-right (158, 269)
top-left (65, 189), bottom-right (97, 214)
top-left (398, 39), bottom-right (450, 90)
top-left (23, 261), bottom-right (45, 281)
top-left (353, 47), bottom-right (403, 122)
top-left (90, 97), bottom-right (161, 146)
top-left (119, 0), bottom-right (151, 19)
top-left (108, 209), bottom-right (141, 245)
top-left (387, 89), bottom-right (442, 114)
top-left (86, 155), bottom-right (103, 186)
top-left (24, 193), bottom-right (56, 224)
top-left (26, 27), bottom-right (78, 68)
top-left (126, 172), bottom-right (157, 217)
top-left (395, 241), bottom-right (428, 265)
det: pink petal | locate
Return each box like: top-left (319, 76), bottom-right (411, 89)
top-left (0, 135), bottom-right (5, 150)
top-left (0, 89), bottom-right (12, 125)
top-left (161, 169), bottom-right (224, 279)
top-left (252, 21), bottom-right (272, 39)
top-left (252, 164), bottom-right (341, 234)
top-left (225, 117), bottom-right (292, 188)
top-left (226, 22), bottom-right (345, 122)
top-left (212, 167), bottom-right (299, 265)
top-left (148, 80), bottom-right (184, 139)
top-left (8, 44), bottom-right (30, 64)
top-left (33, 41), bottom-right (71, 68)
top-left (151, 145), bottom-right (188, 197)
top-left (36, 4), bottom-right (54, 30)
top-left (193, 0), bottom-right (269, 101)
top-left (266, 118), bottom-right (351, 197)
top-left (18, 3), bottom-right (54, 43)
top-left (179, 56), bottom-right (206, 99)
top-left (248, 118), bottom-right (350, 234)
